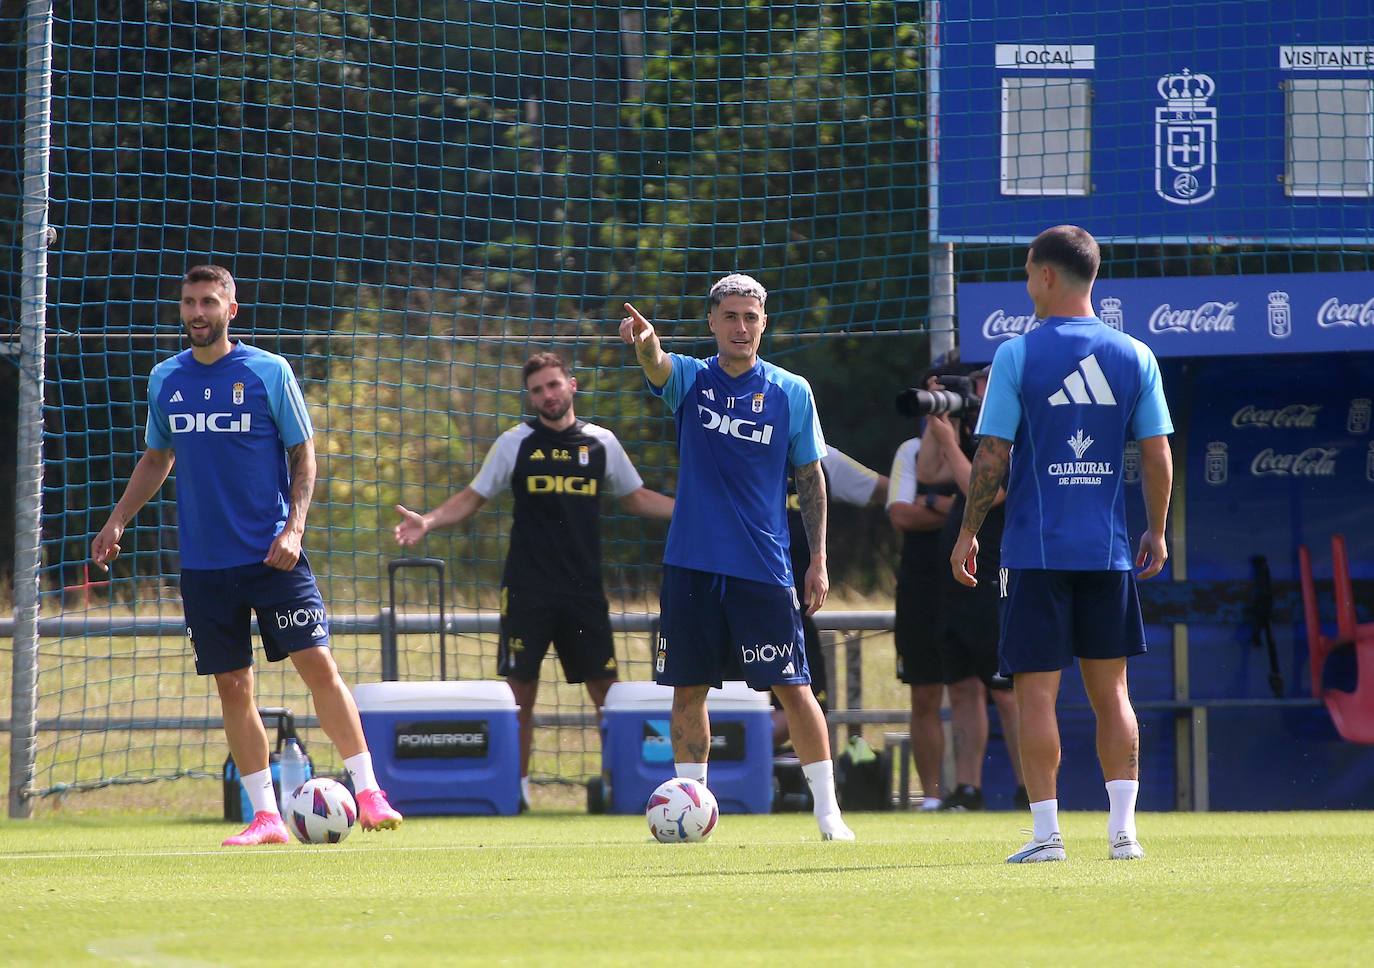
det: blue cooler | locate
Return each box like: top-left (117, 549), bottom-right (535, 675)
top-left (353, 680), bottom-right (521, 816)
top-left (601, 681), bottom-right (774, 814)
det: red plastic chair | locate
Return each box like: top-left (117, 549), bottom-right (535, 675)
top-left (1300, 534), bottom-right (1374, 743)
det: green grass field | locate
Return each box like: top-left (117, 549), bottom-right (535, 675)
top-left (1, 811), bottom-right (1369, 966)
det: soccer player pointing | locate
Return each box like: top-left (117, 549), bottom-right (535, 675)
top-left (92, 265), bottom-right (402, 846)
top-left (621, 275), bottom-right (854, 841)
top-left (949, 226), bottom-right (1173, 863)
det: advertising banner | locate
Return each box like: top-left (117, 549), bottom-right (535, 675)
top-left (958, 270), bottom-right (1374, 362)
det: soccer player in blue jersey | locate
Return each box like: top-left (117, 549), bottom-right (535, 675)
top-left (951, 226), bottom-right (1173, 864)
top-left (91, 265), bottom-right (403, 846)
top-left (620, 273), bottom-right (854, 841)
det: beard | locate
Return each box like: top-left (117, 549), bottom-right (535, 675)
top-left (184, 316), bottom-right (228, 347)
top-left (539, 397), bottom-right (572, 422)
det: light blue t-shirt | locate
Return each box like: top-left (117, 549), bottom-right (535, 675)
top-left (145, 342), bottom-right (313, 569)
top-left (651, 354), bottom-right (826, 586)
top-left (976, 316), bottom-right (1173, 571)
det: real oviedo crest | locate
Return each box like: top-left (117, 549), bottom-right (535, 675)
top-left (1155, 70), bottom-right (1217, 206)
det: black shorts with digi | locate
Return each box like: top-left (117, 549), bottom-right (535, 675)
top-left (497, 585), bottom-right (618, 684)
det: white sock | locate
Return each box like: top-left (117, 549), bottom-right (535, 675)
top-left (675, 762), bottom-right (708, 785)
top-left (344, 752), bottom-right (379, 795)
top-left (1030, 798), bottom-right (1059, 842)
top-left (802, 760), bottom-right (840, 819)
top-left (521, 776), bottom-right (531, 803)
top-left (242, 768), bottom-right (280, 817)
top-left (1106, 779), bottom-right (1139, 840)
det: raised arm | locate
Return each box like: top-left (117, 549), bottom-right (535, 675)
top-left (794, 459), bottom-right (829, 616)
top-left (91, 448), bottom-right (176, 570)
top-left (394, 487), bottom-right (489, 547)
top-left (619, 303), bottom-right (673, 388)
top-left (618, 486), bottom-right (675, 520)
top-left (1135, 435), bottom-right (1173, 579)
top-left (915, 418), bottom-right (958, 488)
top-left (263, 438), bottom-right (317, 570)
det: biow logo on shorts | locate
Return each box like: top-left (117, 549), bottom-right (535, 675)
top-left (741, 641), bottom-right (796, 665)
top-left (274, 606), bottom-right (327, 631)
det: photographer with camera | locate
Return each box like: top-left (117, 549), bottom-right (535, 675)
top-left (905, 367), bottom-right (1026, 812)
top-left (889, 370), bottom-right (959, 810)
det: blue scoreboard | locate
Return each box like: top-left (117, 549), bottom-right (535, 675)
top-left (933, 0), bottom-right (1374, 243)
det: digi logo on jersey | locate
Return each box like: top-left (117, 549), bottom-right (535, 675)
top-left (169, 412), bottom-right (253, 434)
top-left (394, 720), bottom-right (489, 759)
top-left (697, 404), bottom-right (774, 445)
top-left (526, 475), bottom-right (597, 495)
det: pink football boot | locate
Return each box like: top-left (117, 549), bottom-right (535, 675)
top-left (356, 789), bottom-right (403, 831)
top-left (222, 811), bottom-right (289, 847)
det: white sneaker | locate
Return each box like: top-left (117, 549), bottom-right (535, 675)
top-left (1006, 832), bottom-right (1066, 863)
top-left (1110, 832), bottom-right (1144, 860)
top-left (918, 797), bottom-right (942, 812)
top-left (818, 814), bottom-right (856, 841)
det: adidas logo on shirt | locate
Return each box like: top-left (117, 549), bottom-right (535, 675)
top-left (169, 390), bottom-right (183, 403)
top-left (310, 624), bottom-right (327, 639)
top-left (781, 662), bottom-right (795, 676)
top-left (1048, 354), bottom-right (1117, 407)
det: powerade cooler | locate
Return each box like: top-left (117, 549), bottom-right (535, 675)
top-left (353, 681), bottom-right (521, 816)
top-left (600, 681), bottom-right (773, 814)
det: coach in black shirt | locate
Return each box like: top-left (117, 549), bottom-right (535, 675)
top-left (395, 352), bottom-right (674, 808)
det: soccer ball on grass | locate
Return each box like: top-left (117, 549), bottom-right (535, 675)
top-left (284, 777), bottom-right (357, 844)
top-left (645, 777), bottom-right (719, 843)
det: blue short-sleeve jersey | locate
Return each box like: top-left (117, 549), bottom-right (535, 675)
top-left (144, 342), bottom-right (314, 569)
top-left (975, 316), bottom-right (1173, 571)
top-left (651, 354), bottom-right (826, 585)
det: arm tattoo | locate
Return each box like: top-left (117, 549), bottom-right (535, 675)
top-left (286, 440), bottom-right (317, 529)
top-left (959, 437), bottom-right (1011, 536)
top-left (795, 460), bottom-right (828, 559)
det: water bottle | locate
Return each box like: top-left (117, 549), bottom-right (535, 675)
top-left (278, 737), bottom-right (309, 813)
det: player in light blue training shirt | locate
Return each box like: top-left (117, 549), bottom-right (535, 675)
top-left (92, 265), bottom-right (402, 845)
top-left (950, 226), bottom-right (1174, 865)
top-left (620, 274), bottom-right (854, 841)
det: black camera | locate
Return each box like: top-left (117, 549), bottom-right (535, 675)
top-left (895, 374), bottom-right (981, 418)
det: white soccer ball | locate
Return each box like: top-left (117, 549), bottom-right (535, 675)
top-left (284, 777), bottom-right (357, 844)
top-left (645, 777), bottom-right (719, 843)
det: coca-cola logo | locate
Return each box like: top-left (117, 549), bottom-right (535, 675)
top-left (1250, 447), bottom-right (1339, 478)
top-left (1230, 404), bottom-right (1322, 429)
top-left (982, 309), bottom-right (1041, 341)
top-left (1317, 297), bottom-right (1374, 329)
top-left (1149, 301), bottom-right (1238, 335)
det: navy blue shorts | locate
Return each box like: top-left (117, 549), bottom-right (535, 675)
top-left (998, 568), bottom-right (1146, 675)
top-left (180, 556), bottom-right (330, 675)
top-left (656, 565), bottom-right (809, 691)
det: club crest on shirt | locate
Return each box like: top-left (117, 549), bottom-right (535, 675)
top-left (578, 445), bottom-right (589, 467)
top-left (751, 392), bottom-right (764, 414)
top-left (232, 382), bottom-right (245, 405)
